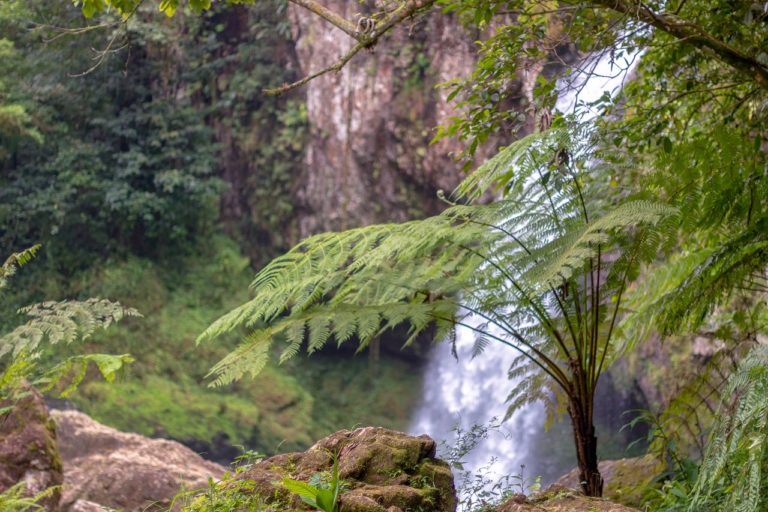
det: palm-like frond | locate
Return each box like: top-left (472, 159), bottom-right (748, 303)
top-left (0, 298), bottom-right (140, 398)
top-left (0, 481), bottom-right (59, 512)
top-left (622, 218), bottom-right (768, 341)
top-left (626, 123), bottom-right (768, 339)
top-left (0, 299), bottom-right (140, 360)
top-left (201, 122), bottom-right (676, 425)
top-left (689, 344), bottom-right (768, 512)
top-left (656, 222), bottom-right (768, 335)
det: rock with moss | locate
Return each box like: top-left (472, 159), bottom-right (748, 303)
top-left (52, 409), bottom-right (225, 511)
top-left (235, 427), bottom-right (456, 512)
top-left (554, 455), bottom-right (661, 506)
top-left (495, 486), bottom-right (640, 511)
top-left (0, 386), bottom-right (63, 511)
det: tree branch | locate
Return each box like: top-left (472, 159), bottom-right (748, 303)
top-left (592, 0), bottom-right (768, 89)
top-left (287, 0), bottom-right (360, 39)
top-left (266, 0), bottom-right (437, 95)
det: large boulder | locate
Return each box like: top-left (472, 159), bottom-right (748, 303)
top-left (236, 426), bottom-right (456, 512)
top-left (554, 455), bottom-right (661, 506)
top-left (51, 409), bottom-right (225, 511)
top-left (495, 486), bottom-right (640, 512)
top-left (0, 387), bottom-right (63, 511)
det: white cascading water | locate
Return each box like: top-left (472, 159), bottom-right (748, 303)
top-left (408, 51), bottom-right (638, 486)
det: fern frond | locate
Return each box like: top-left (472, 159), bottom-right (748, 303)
top-left (0, 481), bottom-right (59, 511)
top-left (36, 353), bottom-right (134, 397)
top-left (623, 218), bottom-right (768, 339)
top-left (523, 201), bottom-right (676, 290)
top-left (200, 119), bottom-right (677, 441)
top-left (0, 299), bottom-right (141, 360)
top-left (0, 244), bottom-right (41, 290)
top-left (454, 125), bottom-right (583, 201)
top-left (689, 344), bottom-right (768, 512)
top-left (0, 298), bottom-right (139, 398)
top-left (205, 301), bottom-right (457, 387)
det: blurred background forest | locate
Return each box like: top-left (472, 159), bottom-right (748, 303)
top-left (0, 0), bottom-right (440, 462)
top-left (1, 0), bottom-right (768, 510)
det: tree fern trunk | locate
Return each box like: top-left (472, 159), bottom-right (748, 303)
top-left (569, 399), bottom-right (604, 497)
top-left (368, 336), bottom-right (380, 374)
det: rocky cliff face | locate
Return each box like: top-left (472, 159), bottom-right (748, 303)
top-left (288, 3), bottom-right (477, 236)
top-left (210, 4), bottom-right (557, 253)
top-left (284, 4), bottom-right (580, 238)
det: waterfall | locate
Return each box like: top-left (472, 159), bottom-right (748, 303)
top-left (408, 50), bottom-right (639, 490)
top-left (409, 328), bottom-right (543, 482)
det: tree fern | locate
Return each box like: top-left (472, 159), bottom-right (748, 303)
top-left (689, 343), bottom-right (768, 512)
top-left (200, 122), bottom-right (676, 496)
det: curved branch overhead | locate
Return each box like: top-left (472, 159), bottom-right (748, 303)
top-left (267, 0), bottom-right (438, 95)
top-left (591, 0), bottom-right (768, 89)
top-left (275, 0), bottom-right (768, 94)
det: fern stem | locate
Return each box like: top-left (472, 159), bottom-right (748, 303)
top-left (437, 315), bottom-right (571, 392)
top-left (455, 212), bottom-right (583, 358)
top-left (458, 244), bottom-right (573, 361)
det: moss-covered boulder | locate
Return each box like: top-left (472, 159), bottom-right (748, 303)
top-left (236, 427), bottom-right (456, 512)
top-left (0, 387), bottom-right (63, 511)
top-left (495, 486), bottom-right (639, 511)
top-left (553, 455), bottom-right (661, 506)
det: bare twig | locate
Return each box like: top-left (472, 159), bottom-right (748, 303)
top-left (266, 0), bottom-right (437, 95)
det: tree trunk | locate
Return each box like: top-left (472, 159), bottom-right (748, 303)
top-left (368, 336), bottom-right (381, 374)
top-left (569, 399), bottom-right (604, 497)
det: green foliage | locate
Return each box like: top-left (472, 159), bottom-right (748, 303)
top-left (1, 0), bottom-right (304, 270)
top-left (75, 0), bottom-right (214, 18)
top-left (1, 299), bottom-right (138, 358)
top-left (687, 344), bottom-right (768, 511)
top-left (1, 0), bottom-right (220, 263)
top-left (0, 245), bottom-right (40, 290)
top-left (1, 236), bottom-right (422, 459)
top-left (201, 123), bottom-right (673, 409)
top-left (433, 0), bottom-right (768, 162)
top-left (623, 301), bottom-right (767, 464)
top-left (0, 247), bottom-right (137, 401)
top-left (612, 105), bottom-right (768, 338)
top-left (201, 121), bottom-right (675, 495)
top-left (171, 450), bottom-right (272, 511)
top-left (7, 0), bottom-right (766, 504)
top-left (282, 452), bottom-right (343, 512)
top-left (0, 482), bottom-right (59, 512)
top-left (174, 476), bottom-right (272, 512)
top-left (0, 37), bottom-right (43, 163)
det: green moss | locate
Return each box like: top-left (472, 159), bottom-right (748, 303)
top-left (78, 376), bottom-right (259, 444)
top-left (289, 353), bottom-right (423, 437)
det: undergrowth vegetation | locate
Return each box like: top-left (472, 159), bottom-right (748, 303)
top-left (1, 236), bottom-right (423, 460)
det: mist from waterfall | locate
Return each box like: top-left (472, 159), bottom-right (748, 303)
top-left (408, 50), bottom-right (640, 490)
